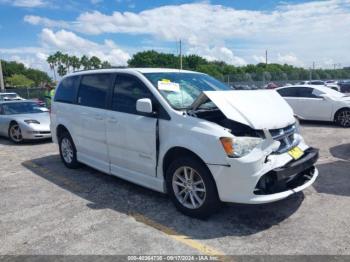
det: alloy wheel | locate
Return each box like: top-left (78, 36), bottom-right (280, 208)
top-left (172, 166), bottom-right (206, 209)
top-left (61, 137), bottom-right (74, 164)
top-left (337, 110), bottom-right (350, 127)
top-left (9, 124), bottom-right (23, 142)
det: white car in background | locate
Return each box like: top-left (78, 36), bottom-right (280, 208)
top-left (276, 85), bottom-right (350, 127)
top-left (0, 92), bottom-right (24, 101)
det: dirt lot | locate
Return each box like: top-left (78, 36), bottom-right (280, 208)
top-left (0, 122), bottom-right (349, 255)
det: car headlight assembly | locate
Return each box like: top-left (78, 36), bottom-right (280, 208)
top-left (220, 137), bottom-right (263, 158)
top-left (24, 119), bottom-right (40, 124)
top-left (294, 118), bottom-right (301, 134)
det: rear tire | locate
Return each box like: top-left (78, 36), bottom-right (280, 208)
top-left (58, 132), bottom-right (80, 168)
top-left (335, 108), bottom-right (350, 127)
top-left (8, 122), bottom-right (24, 143)
top-left (165, 156), bottom-right (221, 218)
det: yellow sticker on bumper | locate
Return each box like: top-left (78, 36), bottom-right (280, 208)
top-left (288, 146), bottom-right (304, 160)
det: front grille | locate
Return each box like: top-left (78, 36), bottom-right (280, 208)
top-left (256, 124), bottom-right (299, 154)
top-left (269, 124), bottom-right (299, 153)
top-left (39, 131), bottom-right (51, 134)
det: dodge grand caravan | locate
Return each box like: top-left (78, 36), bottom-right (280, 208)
top-left (50, 68), bottom-right (319, 218)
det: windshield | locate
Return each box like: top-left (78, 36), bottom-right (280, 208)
top-left (321, 87), bottom-right (347, 98)
top-left (144, 72), bottom-right (232, 109)
top-left (2, 102), bottom-right (44, 115)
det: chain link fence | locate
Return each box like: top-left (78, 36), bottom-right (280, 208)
top-left (3, 87), bottom-right (46, 100)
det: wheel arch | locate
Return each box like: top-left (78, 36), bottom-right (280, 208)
top-left (334, 107), bottom-right (350, 121)
top-left (56, 124), bottom-right (70, 140)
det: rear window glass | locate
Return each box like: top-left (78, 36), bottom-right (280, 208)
top-left (55, 76), bottom-right (79, 103)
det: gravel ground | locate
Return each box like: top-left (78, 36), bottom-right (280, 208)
top-left (0, 121), bottom-right (349, 255)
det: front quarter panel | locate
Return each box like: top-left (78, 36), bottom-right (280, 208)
top-left (158, 113), bottom-right (232, 175)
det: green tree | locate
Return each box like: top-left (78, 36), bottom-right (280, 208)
top-left (70, 56), bottom-right (81, 72)
top-left (6, 74), bottom-right (34, 87)
top-left (80, 55), bottom-right (91, 70)
top-left (101, 61), bottom-right (111, 68)
top-left (90, 56), bottom-right (101, 69)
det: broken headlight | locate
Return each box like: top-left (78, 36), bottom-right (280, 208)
top-left (220, 137), bottom-right (263, 158)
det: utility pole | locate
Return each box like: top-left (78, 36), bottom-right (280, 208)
top-left (179, 40), bottom-right (183, 70)
top-left (310, 61), bottom-right (315, 80)
top-left (0, 59), bottom-right (5, 92)
top-left (265, 50), bottom-right (268, 66)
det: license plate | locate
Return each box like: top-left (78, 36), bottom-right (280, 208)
top-left (288, 146), bottom-right (304, 160)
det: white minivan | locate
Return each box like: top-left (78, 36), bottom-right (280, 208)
top-left (50, 68), bottom-right (319, 218)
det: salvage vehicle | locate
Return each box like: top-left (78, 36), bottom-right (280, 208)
top-left (276, 85), bottom-right (350, 127)
top-left (50, 69), bottom-right (319, 218)
top-left (0, 101), bottom-right (51, 143)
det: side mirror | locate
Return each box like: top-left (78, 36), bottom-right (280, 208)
top-left (136, 98), bottom-right (153, 114)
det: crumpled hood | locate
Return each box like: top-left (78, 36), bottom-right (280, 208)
top-left (203, 90), bottom-right (295, 130)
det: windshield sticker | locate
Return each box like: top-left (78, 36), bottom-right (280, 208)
top-left (158, 80), bottom-right (180, 92)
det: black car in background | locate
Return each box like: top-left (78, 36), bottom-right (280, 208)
top-left (338, 80), bottom-right (350, 93)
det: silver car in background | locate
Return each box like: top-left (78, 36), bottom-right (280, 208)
top-left (0, 101), bottom-right (51, 143)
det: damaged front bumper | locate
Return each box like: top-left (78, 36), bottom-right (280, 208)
top-left (207, 135), bottom-right (319, 204)
top-left (254, 148), bottom-right (319, 195)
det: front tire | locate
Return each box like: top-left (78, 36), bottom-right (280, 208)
top-left (166, 156), bottom-right (220, 218)
top-left (8, 122), bottom-right (24, 143)
top-left (59, 132), bottom-right (80, 168)
top-left (335, 108), bottom-right (350, 127)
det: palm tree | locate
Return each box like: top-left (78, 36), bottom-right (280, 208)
top-left (80, 55), bottom-right (91, 70)
top-left (61, 53), bottom-right (70, 73)
top-left (57, 64), bottom-right (67, 77)
top-left (101, 61), bottom-right (111, 68)
top-left (70, 56), bottom-right (81, 72)
top-left (90, 56), bottom-right (101, 69)
top-left (47, 54), bottom-right (57, 81)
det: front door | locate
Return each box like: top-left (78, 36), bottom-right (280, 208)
top-left (106, 73), bottom-right (157, 178)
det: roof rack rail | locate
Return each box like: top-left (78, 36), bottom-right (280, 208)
top-left (73, 66), bottom-right (129, 73)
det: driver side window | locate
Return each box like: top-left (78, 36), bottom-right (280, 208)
top-left (112, 74), bottom-right (153, 115)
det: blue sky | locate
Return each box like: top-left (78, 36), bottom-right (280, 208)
top-left (0, 0), bottom-right (349, 75)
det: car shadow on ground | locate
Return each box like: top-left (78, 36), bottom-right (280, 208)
top-left (329, 143), bottom-right (350, 161)
top-left (22, 154), bottom-right (304, 239)
top-left (299, 120), bottom-right (340, 128)
top-left (0, 137), bottom-right (52, 146)
top-left (313, 143), bottom-right (350, 197)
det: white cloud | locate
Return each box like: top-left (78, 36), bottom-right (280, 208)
top-left (277, 53), bottom-right (304, 67)
top-left (1, 0), bottom-right (47, 7)
top-left (24, 15), bottom-right (69, 28)
top-left (252, 55), bottom-right (266, 64)
top-left (188, 46), bottom-right (247, 66)
top-left (0, 28), bottom-right (130, 76)
top-left (23, 0), bottom-right (350, 67)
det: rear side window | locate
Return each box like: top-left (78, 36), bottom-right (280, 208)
top-left (77, 74), bottom-right (113, 109)
top-left (277, 87), bottom-right (298, 97)
top-left (112, 74), bottom-right (153, 114)
top-left (55, 76), bottom-right (79, 103)
top-left (297, 87), bottom-right (318, 98)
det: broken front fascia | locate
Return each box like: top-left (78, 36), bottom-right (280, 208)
top-left (232, 129), bottom-right (281, 160)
